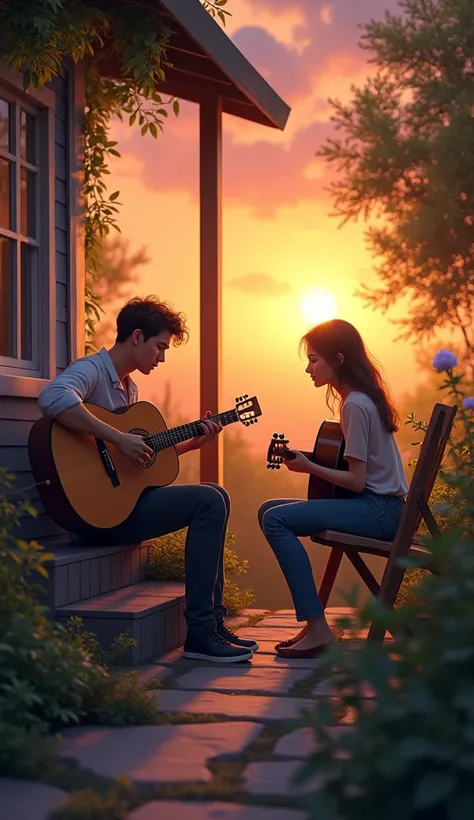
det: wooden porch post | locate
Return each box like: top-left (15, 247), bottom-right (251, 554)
top-left (199, 94), bottom-right (223, 485)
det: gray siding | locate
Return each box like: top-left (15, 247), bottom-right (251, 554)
top-left (0, 69), bottom-right (72, 541)
top-left (49, 72), bottom-right (70, 372)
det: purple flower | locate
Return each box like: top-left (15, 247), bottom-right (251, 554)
top-left (433, 349), bottom-right (458, 372)
top-left (463, 397), bottom-right (474, 410)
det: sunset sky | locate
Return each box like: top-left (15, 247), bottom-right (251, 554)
top-left (103, 0), bottom-right (424, 455)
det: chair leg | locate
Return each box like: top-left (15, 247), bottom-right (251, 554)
top-left (368, 564), bottom-right (406, 642)
top-left (319, 548), bottom-right (343, 609)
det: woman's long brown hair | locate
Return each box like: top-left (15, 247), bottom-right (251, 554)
top-left (300, 319), bottom-right (400, 433)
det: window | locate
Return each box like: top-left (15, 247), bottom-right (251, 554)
top-left (0, 91), bottom-right (41, 372)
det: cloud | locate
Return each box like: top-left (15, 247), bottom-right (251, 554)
top-left (227, 273), bottom-right (291, 296)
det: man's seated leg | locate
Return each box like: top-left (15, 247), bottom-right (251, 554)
top-left (203, 482), bottom-right (259, 653)
top-left (72, 483), bottom-right (255, 663)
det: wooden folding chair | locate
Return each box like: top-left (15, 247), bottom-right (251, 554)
top-left (310, 402), bottom-right (457, 641)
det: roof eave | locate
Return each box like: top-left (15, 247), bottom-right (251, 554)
top-left (158, 0), bottom-right (291, 130)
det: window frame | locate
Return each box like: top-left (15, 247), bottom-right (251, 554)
top-left (0, 63), bottom-right (56, 396)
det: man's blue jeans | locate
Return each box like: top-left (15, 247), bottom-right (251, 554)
top-left (259, 489), bottom-right (404, 622)
top-left (71, 482), bottom-right (230, 633)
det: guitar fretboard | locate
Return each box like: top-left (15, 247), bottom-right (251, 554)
top-left (144, 409), bottom-right (239, 452)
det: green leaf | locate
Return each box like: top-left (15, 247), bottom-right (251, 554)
top-left (414, 772), bottom-right (456, 809)
top-left (149, 122), bottom-right (158, 138)
top-left (109, 191), bottom-right (120, 201)
top-left (173, 99), bottom-right (180, 116)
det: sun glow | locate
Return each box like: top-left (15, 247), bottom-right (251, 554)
top-left (300, 287), bottom-right (338, 326)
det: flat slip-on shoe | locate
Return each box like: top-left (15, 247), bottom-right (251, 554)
top-left (275, 643), bottom-right (332, 659)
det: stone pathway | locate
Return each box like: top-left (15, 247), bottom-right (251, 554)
top-left (1, 608), bottom-right (367, 819)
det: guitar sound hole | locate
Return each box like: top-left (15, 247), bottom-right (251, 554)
top-left (129, 427), bottom-right (157, 468)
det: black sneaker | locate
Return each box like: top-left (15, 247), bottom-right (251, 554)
top-left (216, 624), bottom-right (259, 652)
top-left (183, 630), bottom-right (253, 663)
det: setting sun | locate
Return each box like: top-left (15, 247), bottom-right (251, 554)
top-left (300, 287), bottom-right (338, 326)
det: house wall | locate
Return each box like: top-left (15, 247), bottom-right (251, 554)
top-left (0, 61), bottom-right (84, 543)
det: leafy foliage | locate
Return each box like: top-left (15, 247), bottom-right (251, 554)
top-left (297, 362), bottom-right (474, 819)
top-left (318, 0), bottom-right (474, 354)
top-left (0, 469), bottom-right (157, 776)
top-left (148, 528), bottom-right (255, 616)
top-left (0, 0), bottom-right (231, 352)
top-left (88, 234), bottom-right (150, 348)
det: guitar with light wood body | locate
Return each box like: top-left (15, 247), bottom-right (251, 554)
top-left (28, 395), bottom-right (261, 531)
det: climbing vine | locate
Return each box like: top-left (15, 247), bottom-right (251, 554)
top-left (0, 0), bottom-right (230, 353)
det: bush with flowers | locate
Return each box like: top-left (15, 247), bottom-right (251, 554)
top-left (296, 350), bottom-right (474, 819)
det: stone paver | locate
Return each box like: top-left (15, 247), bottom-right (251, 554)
top-left (274, 725), bottom-right (355, 758)
top-left (242, 760), bottom-right (325, 796)
top-left (154, 690), bottom-right (315, 721)
top-left (312, 676), bottom-right (376, 698)
top-left (175, 666), bottom-right (310, 694)
top-left (252, 616), bottom-right (300, 628)
top-left (238, 627), bottom-right (304, 641)
top-left (231, 650), bottom-right (331, 669)
top-left (130, 800), bottom-right (308, 819)
top-left (133, 664), bottom-right (174, 684)
top-left (60, 723), bottom-right (262, 784)
top-left (0, 778), bottom-right (68, 820)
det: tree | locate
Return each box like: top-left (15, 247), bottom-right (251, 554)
top-left (91, 235), bottom-right (150, 348)
top-left (318, 0), bottom-right (474, 356)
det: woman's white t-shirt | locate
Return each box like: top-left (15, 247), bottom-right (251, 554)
top-left (340, 391), bottom-right (408, 497)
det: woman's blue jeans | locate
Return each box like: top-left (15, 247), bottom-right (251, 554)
top-left (258, 490), bottom-right (404, 622)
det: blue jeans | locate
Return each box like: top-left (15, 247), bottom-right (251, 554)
top-left (258, 490), bottom-right (404, 622)
top-left (71, 483), bottom-right (230, 633)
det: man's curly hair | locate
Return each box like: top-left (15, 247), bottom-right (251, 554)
top-left (116, 296), bottom-right (189, 345)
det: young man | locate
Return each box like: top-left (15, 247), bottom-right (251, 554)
top-left (38, 296), bottom-right (259, 663)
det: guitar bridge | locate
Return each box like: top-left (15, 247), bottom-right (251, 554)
top-left (96, 438), bottom-right (120, 488)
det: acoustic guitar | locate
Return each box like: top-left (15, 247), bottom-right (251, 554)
top-left (28, 395), bottom-right (262, 531)
top-left (266, 419), bottom-right (347, 499)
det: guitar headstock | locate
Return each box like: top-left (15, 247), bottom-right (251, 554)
top-left (266, 432), bottom-right (293, 470)
top-left (235, 395), bottom-right (262, 427)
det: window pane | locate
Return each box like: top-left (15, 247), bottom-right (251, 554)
top-left (20, 110), bottom-right (36, 164)
top-left (0, 237), bottom-right (15, 357)
top-left (0, 157), bottom-right (12, 230)
top-left (21, 243), bottom-right (36, 361)
top-left (20, 167), bottom-right (36, 237)
top-left (0, 98), bottom-right (11, 153)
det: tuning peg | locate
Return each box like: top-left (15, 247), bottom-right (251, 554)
top-left (244, 394), bottom-right (248, 398)
top-left (273, 432), bottom-right (278, 438)
top-left (254, 418), bottom-right (258, 423)
top-left (279, 433), bottom-right (285, 439)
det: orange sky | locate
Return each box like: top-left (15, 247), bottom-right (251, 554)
top-left (101, 0), bottom-right (424, 454)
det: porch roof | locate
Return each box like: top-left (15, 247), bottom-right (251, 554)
top-left (156, 0), bottom-right (290, 129)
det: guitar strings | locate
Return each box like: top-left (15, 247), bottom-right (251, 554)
top-left (144, 409), bottom-right (241, 451)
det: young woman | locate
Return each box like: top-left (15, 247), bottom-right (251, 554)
top-left (258, 319), bottom-right (408, 658)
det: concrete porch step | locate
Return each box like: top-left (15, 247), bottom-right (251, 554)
top-left (55, 580), bottom-right (186, 665)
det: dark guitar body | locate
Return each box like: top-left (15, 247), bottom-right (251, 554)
top-left (306, 419), bottom-right (348, 499)
top-left (267, 419), bottom-right (348, 500)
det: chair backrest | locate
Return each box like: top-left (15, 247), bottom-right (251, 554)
top-left (390, 402), bottom-right (457, 560)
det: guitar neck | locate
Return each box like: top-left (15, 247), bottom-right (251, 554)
top-left (145, 409), bottom-right (239, 452)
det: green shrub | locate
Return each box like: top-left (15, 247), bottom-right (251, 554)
top-left (296, 355), bottom-right (474, 819)
top-left (148, 527), bottom-right (255, 616)
top-left (0, 470), bottom-right (157, 776)
top-left (65, 616), bottom-right (137, 667)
